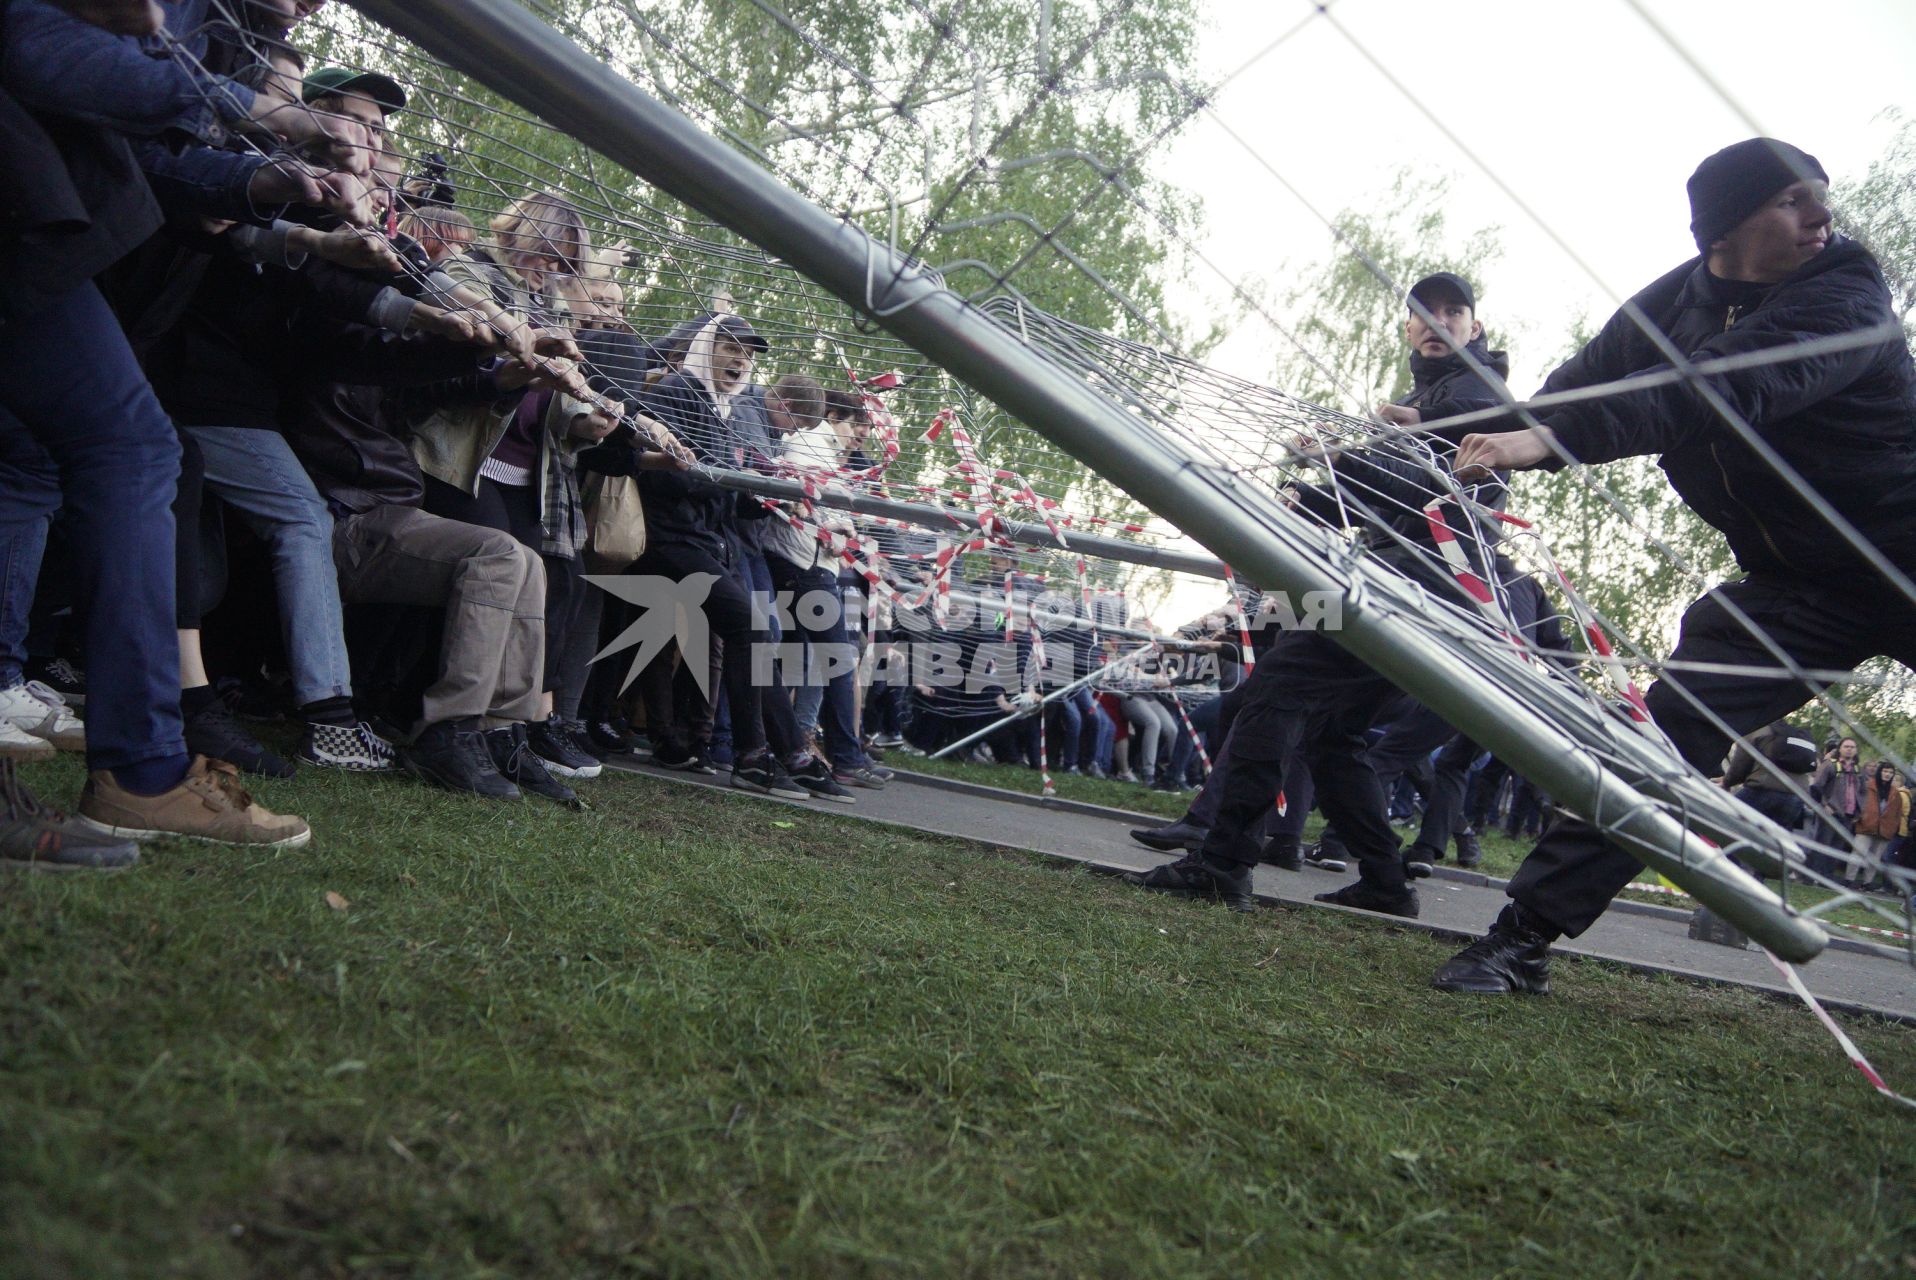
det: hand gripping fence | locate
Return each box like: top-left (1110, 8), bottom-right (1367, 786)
top-left (342, 0), bottom-right (1826, 965)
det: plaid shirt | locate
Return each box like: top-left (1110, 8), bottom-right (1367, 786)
top-left (537, 393), bottom-right (588, 559)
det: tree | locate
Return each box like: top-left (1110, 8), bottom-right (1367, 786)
top-left (1837, 107), bottom-right (1916, 342)
top-left (1267, 169), bottom-right (1503, 414)
top-left (305, 0), bottom-right (1203, 532)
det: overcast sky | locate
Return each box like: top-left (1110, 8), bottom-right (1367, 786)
top-left (1154, 0), bottom-right (1916, 398)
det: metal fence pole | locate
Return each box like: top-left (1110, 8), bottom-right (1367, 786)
top-left (346, 0), bottom-right (1824, 962)
top-left (928, 645), bottom-right (1157, 761)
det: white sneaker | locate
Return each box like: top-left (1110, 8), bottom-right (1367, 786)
top-left (0, 717), bottom-right (54, 760)
top-left (0, 681), bottom-right (85, 751)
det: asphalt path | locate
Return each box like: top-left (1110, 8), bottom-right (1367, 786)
top-left (603, 756), bottom-right (1916, 1022)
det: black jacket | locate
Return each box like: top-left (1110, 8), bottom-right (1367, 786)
top-left (1401, 334), bottom-right (1512, 435)
top-left (1293, 334), bottom-right (1511, 597)
top-left (280, 329), bottom-right (492, 516)
top-left (1533, 238), bottom-right (1916, 579)
top-left (637, 369), bottom-right (743, 559)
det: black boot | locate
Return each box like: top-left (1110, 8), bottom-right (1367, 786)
top-left (1130, 817), bottom-right (1210, 852)
top-left (401, 717), bottom-right (521, 800)
top-left (1129, 853), bottom-right (1254, 912)
top-left (487, 724), bottom-right (580, 808)
top-left (1314, 879), bottom-right (1420, 918)
top-left (1432, 903), bottom-right (1554, 994)
top-left (1258, 836), bottom-right (1302, 871)
top-left (1453, 827), bottom-right (1483, 868)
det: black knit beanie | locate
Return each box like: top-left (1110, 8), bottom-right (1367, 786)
top-left (1687, 138), bottom-right (1827, 251)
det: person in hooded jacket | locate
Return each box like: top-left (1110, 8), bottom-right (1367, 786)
top-left (627, 314), bottom-right (825, 799)
top-left (1434, 138), bottom-right (1916, 995)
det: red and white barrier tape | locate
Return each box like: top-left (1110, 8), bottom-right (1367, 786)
top-left (1169, 691), bottom-right (1213, 779)
top-left (1765, 952), bottom-right (1916, 1110)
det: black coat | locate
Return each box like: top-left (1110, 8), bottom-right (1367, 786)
top-left (1400, 334), bottom-right (1511, 435)
top-left (1534, 238), bottom-right (1916, 579)
top-left (637, 370), bottom-right (744, 560)
top-left (1292, 334), bottom-right (1512, 597)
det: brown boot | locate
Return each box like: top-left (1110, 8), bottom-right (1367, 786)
top-left (78, 756), bottom-right (311, 848)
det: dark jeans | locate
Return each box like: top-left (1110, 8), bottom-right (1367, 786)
top-left (1168, 692), bottom-right (1221, 782)
top-left (0, 281), bottom-right (184, 771)
top-left (1509, 574), bottom-right (1916, 937)
top-left (767, 559), bottom-right (869, 770)
top-left (1197, 628), bottom-right (1405, 890)
top-left (628, 541), bottom-right (800, 761)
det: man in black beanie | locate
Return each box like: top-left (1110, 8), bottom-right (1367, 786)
top-left (1427, 138), bottom-right (1916, 995)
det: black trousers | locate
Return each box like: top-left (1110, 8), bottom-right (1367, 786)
top-left (1414, 731), bottom-right (1484, 856)
top-left (1197, 627), bottom-right (1406, 890)
top-left (1510, 574), bottom-right (1916, 936)
top-left (626, 538), bottom-right (801, 761)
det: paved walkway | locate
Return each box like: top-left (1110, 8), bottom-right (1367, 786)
top-left (603, 758), bottom-right (1916, 1022)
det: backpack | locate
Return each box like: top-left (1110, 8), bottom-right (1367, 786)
top-left (1761, 722), bottom-right (1819, 775)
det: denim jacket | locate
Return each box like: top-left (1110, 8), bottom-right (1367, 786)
top-left (3, 0), bottom-right (255, 144)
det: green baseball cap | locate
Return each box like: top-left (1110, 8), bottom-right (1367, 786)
top-left (301, 66), bottom-right (407, 114)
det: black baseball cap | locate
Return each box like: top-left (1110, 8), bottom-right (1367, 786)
top-left (302, 66), bottom-right (407, 114)
top-left (1408, 271), bottom-right (1475, 312)
top-left (714, 313), bottom-right (770, 354)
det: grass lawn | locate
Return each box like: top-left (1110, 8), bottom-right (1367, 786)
top-left (5, 752), bottom-right (1916, 1278)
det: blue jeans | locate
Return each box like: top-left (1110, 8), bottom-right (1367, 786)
top-left (0, 281), bottom-right (184, 770)
top-left (1169, 692), bottom-right (1220, 782)
top-left (1079, 691), bottom-right (1118, 771)
top-left (0, 412), bottom-right (57, 687)
top-left (184, 424), bottom-right (351, 706)
top-left (768, 561), bottom-right (869, 771)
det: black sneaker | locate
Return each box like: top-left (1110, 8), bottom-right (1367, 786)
top-left (1403, 848), bottom-right (1435, 880)
top-left (24, 656), bottom-right (86, 707)
top-left (1130, 819), bottom-right (1209, 852)
top-left (833, 763), bottom-right (892, 790)
top-left (297, 721), bottom-right (397, 772)
top-left (1432, 905), bottom-right (1553, 995)
top-left (557, 719), bottom-right (609, 765)
top-left (527, 716), bottom-right (602, 779)
top-left (1314, 880), bottom-right (1420, 918)
top-left (790, 756), bottom-right (854, 803)
top-left (1258, 838), bottom-right (1302, 872)
top-left (1300, 842), bottom-right (1348, 873)
top-left (870, 732), bottom-right (905, 750)
top-left (732, 750), bottom-right (809, 800)
top-left (651, 739), bottom-right (715, 773)
top-left (1453, 828), bottom-right (1483, 868)
top-left (184, 697), bottom-right (296, 779)
top-left (486, 724), bottom-right (580, 808)
top-left (400, 718), bottom-right (520, 800)
top-left (0, 759), bottom-right (139, 871)
top-left (1129, 853), bottom-right (1254, 913)
top-left (585, 719), bottom-right (635, 757)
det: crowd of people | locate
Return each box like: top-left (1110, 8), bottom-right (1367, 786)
top-left (6, 2), bottom-right (1916, 1003)
top-left (0, 0), bottom-right (1239, 863)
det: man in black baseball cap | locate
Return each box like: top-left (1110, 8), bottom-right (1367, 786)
top-left (1407, 270), bottom-right (1474, 314)
top-left (1432, 138), bottom-right (1916, 997)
